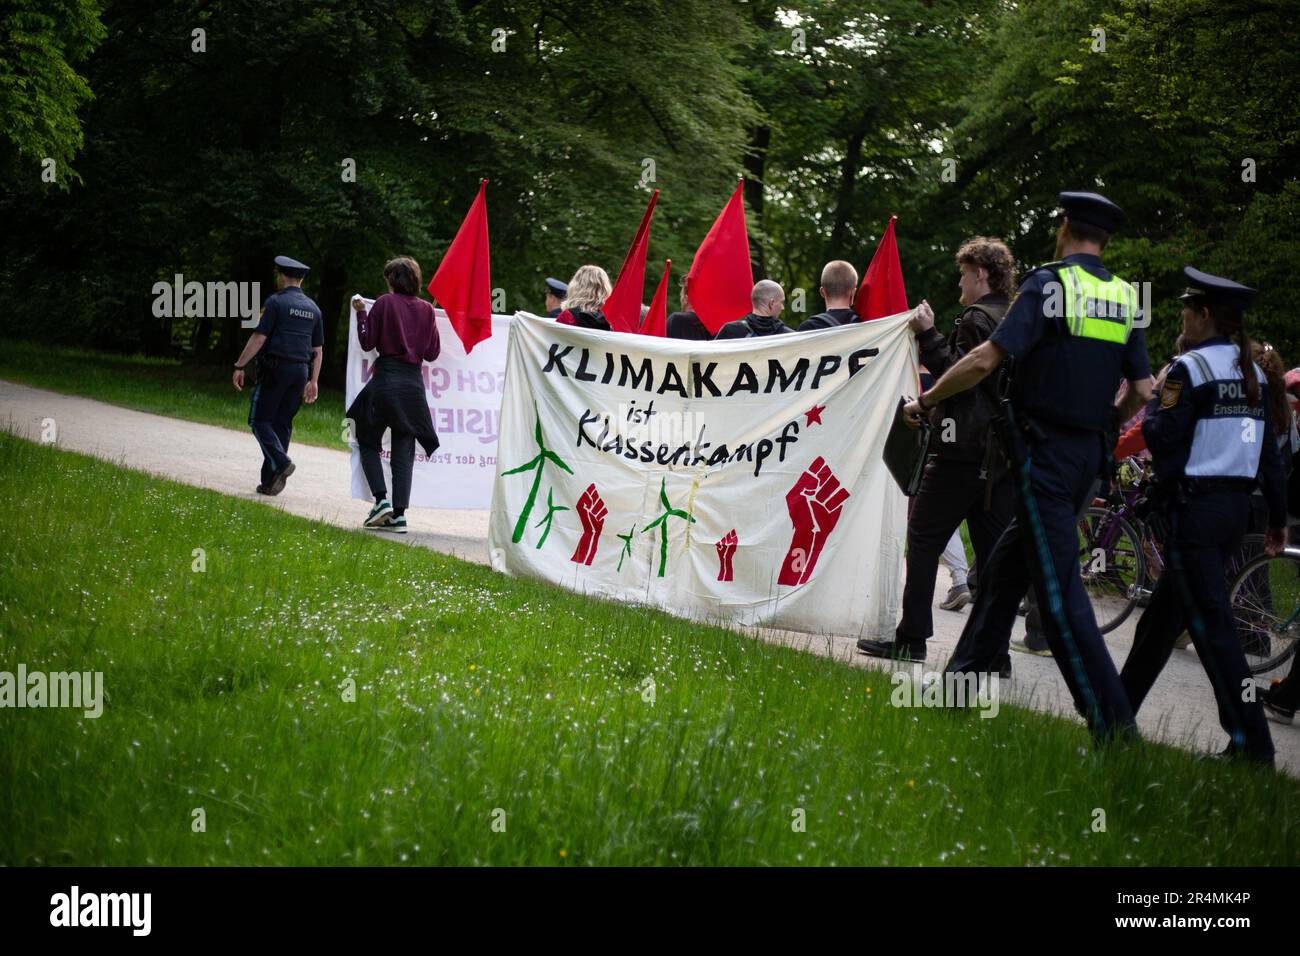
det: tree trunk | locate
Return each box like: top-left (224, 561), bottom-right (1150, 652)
top-left (826, 128), bottom-right (865, 264)
top-left (743, 124), bottom-right (770, 278)
top-left (317, 252), bottom-right (347, 389)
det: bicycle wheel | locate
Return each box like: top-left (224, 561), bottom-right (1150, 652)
top-left (1077, 506), bottom-right (1146, 634)
top-left (1228, 548), bottom-right (1300, 676)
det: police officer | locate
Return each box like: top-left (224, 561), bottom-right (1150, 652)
top-left (902, 191), bottom-right (1154, 744)
top-left (1120, 268), bottom-right (1287, 765)
top-left (544, 277), bottom-right (567, 318)
top-left (232, 255), bottom-right (324, 495)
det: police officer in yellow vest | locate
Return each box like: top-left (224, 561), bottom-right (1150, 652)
top-left (1121, 268), bottom-right (1287, 765)
top-left (903, 191), bottom-right (1154, 744)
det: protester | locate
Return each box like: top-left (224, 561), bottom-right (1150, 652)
top-left (667, 283), bottom-right (712, 341)
top-left (714, 280), bottom-right (791, 339)
top-left (1120, 268), bottom-right (1287, 765)
top-left (544, 277), bottom-right (567, 318)
top-left (555, 265), bottom-right (613, 331)
top-left (232, 254), bottom-right (324, 496)
top-left (347, 256), bottom-right (441, 534)
top-left (797, 261), bottom-right (859, 331)
top-left (909, 191), bottom-right (1153, 743)
top-left (858, 237), bottom-right (1015, 663)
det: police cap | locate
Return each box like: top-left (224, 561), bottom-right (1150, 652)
top-left (545, 276), bottom-right (568, 297)
top-left (274, 255), bottom-right (310, 279)
top-left (1179, 266), bottom-right (1257, 312)
top-left (1057, 191), bottom-right (1125, 234)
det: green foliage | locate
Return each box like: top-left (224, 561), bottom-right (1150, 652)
top-left (1, 0), bottom-right (1296, 365)
top-left (0, 0), bottom-right (105, 189)
top-left (0, 337), bottom-right (348, 450)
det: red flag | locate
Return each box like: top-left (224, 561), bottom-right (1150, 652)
top-left (428, 180), bottom-right (492, 353)
top-left (641, 259), bottom-right (672, 337)
top-left (604, 190), bottom-right (660, 333)
top-left (853, 216), bottom-right (908, 320)
top-left (686, 180), bottom-right (754, 334)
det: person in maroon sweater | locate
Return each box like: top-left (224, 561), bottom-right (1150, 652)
top-left (347, 256), bottom-right (441, 532)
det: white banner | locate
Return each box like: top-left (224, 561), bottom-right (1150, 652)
top-left (344, 301), bottom-right (510, 510)
top-left (489, 312), bottom-right (918, 636)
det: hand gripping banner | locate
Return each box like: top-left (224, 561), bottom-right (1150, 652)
top-left (489, 312), bottom-right (918, 636)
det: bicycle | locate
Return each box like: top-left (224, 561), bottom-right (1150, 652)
top-left (1076, 457), bottom-right (1158, 634)
top-left (1077, 458), bottom-right (1268, 654)
top-left (1228, 541), bottom-right (1300, 677)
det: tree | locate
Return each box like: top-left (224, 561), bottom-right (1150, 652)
top-left (0, 0), bottom-right (105, 189)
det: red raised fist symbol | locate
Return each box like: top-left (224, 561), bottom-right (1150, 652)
top-left (778, 456), bottom-right (849, 586)
top-left (716, 529), bottom-right (738, 582)
top-left (571, 483), bottom-right (606, 565)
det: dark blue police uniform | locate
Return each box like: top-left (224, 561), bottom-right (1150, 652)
top-left (945, 192), bottom-right (1149, 743)
top-left (247, 256), bottom-right (323, 491)
top-left (1121, 269), bottom-right (1285, 763)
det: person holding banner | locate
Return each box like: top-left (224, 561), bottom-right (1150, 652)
top-left (347, 256), bottom-right (441, 533)
top-left (858, 237), bottom-right (1015, 664)
top-left (713, 280), bottom-right (791, 339)
top-left (555, 265), bottom-right (613, 331)
top-left (667, 283), bottom-right (712, 341)
top-left (797, 261), bottom-right (860, 331)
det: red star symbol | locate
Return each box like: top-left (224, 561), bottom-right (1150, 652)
top-left (804, 404), bottom-right (826, 426)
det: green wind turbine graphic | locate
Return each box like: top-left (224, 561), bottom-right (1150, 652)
top-left (502, 403), bottom-right (573, 544)
top-left (641, 478), bottom-right (695, 577)
top-left (616, 525), bottom-right (636, 571)
top-left (533, 489), bottom-right (568, 548)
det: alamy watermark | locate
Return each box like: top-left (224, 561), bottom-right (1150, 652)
top-left (1, 664), bottom-right (103, 718)
top-left (152, 274), bottom-right (261, 327)
top-left (890, 666), bottom-right (1000, 718)
top-left (49, 886), bottom-right (150, 936)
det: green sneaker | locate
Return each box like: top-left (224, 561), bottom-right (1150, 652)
top-left (365, 499), bottom-right (393, 527)
top-left (380, 514), bottom-right (407, 534)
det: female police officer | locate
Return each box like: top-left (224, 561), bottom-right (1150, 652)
top-left (1120, 267), bottom-right (1288, 766)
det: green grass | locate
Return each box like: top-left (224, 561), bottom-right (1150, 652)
top-left (0, 338), bottom-right (348, 451)
top-left (1, 434), bottom-right (1297, 866)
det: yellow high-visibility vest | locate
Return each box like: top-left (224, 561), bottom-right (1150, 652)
top-left (1056, 264), bottom-right (1137, 344)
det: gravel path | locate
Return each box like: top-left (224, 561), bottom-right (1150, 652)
top-left (3, 378), bottom-right (1296, 776)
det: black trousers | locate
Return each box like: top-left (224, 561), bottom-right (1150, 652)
top-left (1121, 493), bottom-right (1275, 760)
top-left (897, 457), bottom-right (1013, 645)
top-left (946, 424), bottom-right (1136, 742)
top-left (359, 432), bottom-right (417, 510)
top-left (248, 361), bottom-right (308, 486)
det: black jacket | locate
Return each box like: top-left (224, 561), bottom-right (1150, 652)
top-left (714, 312), bottom-right (793, 339)
top-left (916, 293), bottom-right (1008, 462)
top-left (559, 308), bottom-right (611, 331)
top-left (666, 311), bottom-right (712, 341)
top-left (798, 307), bottom-right (858, 332)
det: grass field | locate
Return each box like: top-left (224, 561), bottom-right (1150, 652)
top-left (0, 338), bottom-right (348, 451)
top-left (1, 433), bottom-right (1297, 866)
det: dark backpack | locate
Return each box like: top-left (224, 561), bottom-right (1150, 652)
top-left (929, 301), bottom-right (1008, 462)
